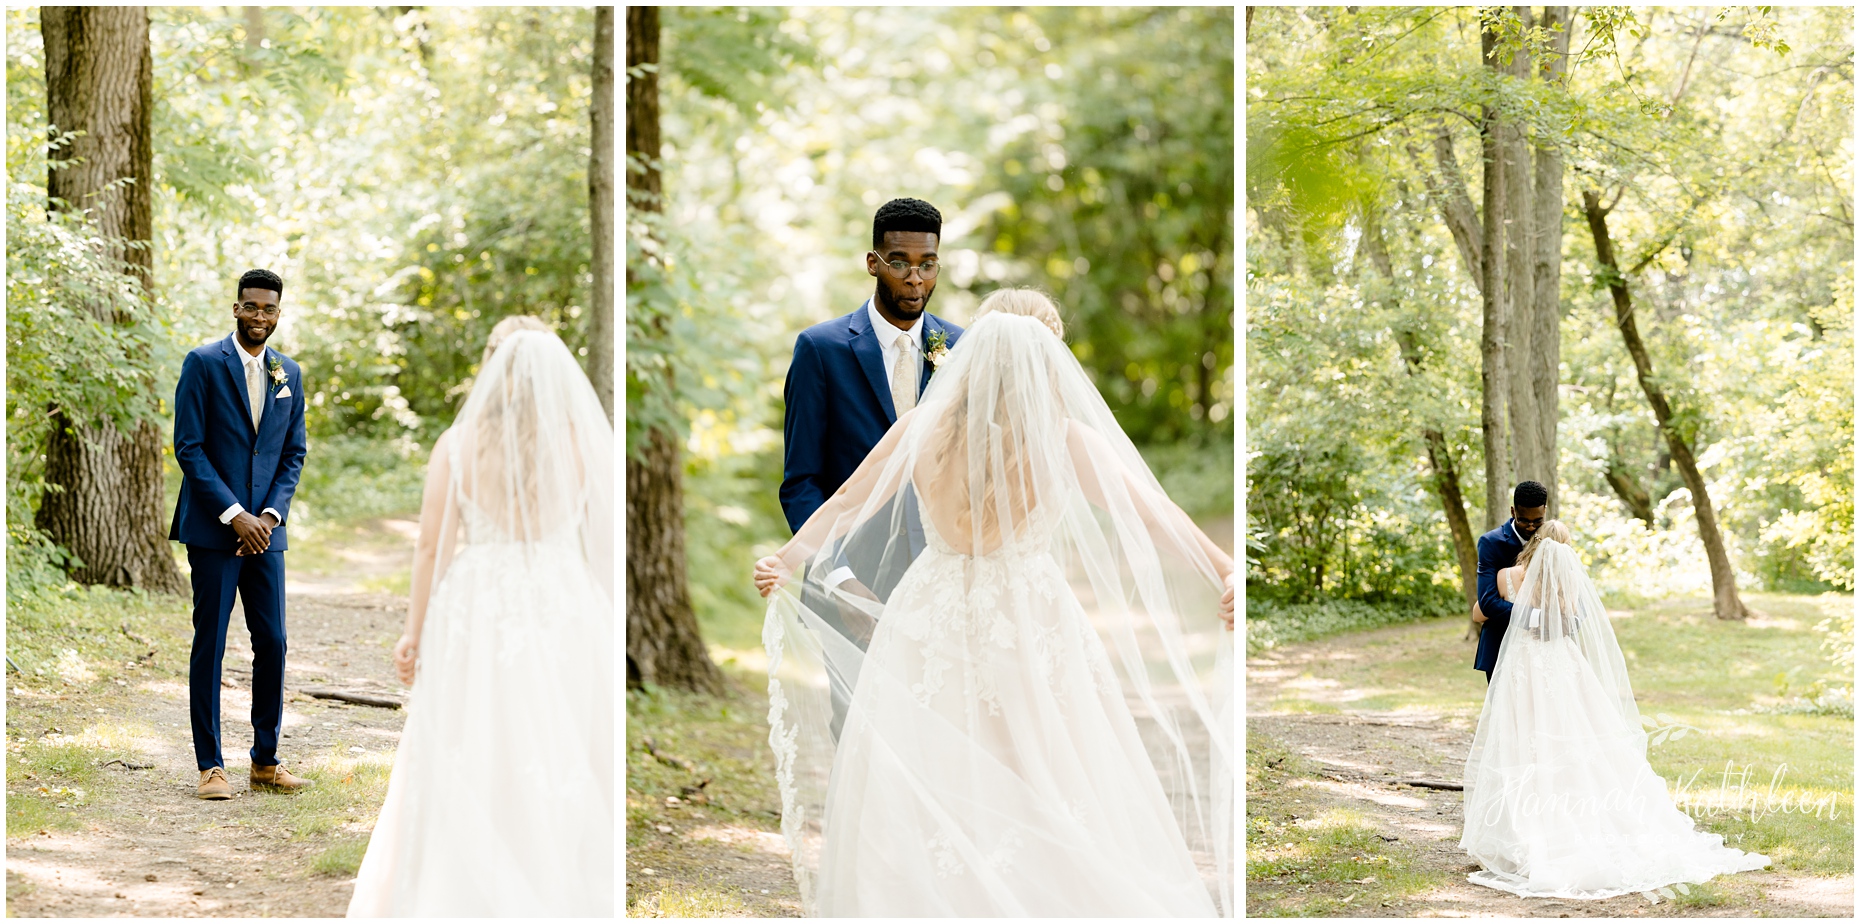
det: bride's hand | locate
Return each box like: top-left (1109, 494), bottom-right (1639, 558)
top-left (753, 556), bottom-right (791, 598)
top-left (1218, 572), bottom-right (1235, 631)
top-left (393, 634), bottom-right (419, 686)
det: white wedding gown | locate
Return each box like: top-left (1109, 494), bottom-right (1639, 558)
top-left (764, 311), bottom-right (1232, 917)
top-left (808, 509), bottom-right (1217, 915)
top-left (1461, 542), bottom-right (1769, 899)
top-left (348, 330), bottom-right (614, 917)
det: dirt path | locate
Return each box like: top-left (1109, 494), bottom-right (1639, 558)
top-left (6, 520), bottom-right (417, 917)
top-left (1247, 628), bottom-right (1855, 918)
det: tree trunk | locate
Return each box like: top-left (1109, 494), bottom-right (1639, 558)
top-left (587, 6), bottom-right (615, 422)
top-left (1501, 8), bottom-right (1539, 493)
top-left (1478, 21), bottom-right (1510, 529)
top-left (37, 7), bottom-right (185, 595)
top-left (1530, 6), bottom-right (1573, 516)
top-left (625, 6), bottom-right (723, 694)
top-left (1581, 190), bottom-right (1749, 621)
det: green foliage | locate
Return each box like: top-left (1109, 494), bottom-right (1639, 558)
top-left (973, 7), bottom-right (1235, 445)
top-left (1243, 593), bottom-right (1462, 656)
top-left (639, 8), bottom-right (1236, 643)
top-left (7, 8), bottom-right (600, 591)
top-left (5, 166), bottom-right (167, 593)
top-left (1248, 7), bottom-right (1852, 602)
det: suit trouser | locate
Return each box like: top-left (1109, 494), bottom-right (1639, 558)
top-left (187, 545), bottom-right (287, 771)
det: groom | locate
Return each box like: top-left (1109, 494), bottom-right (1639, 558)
top-left (171, 269), bottom-right (311, 800)
top-left (781, 197), bottom-right (963, 583)
top-left (780, 198), bottom-right (962, 738)
top-left (1472, 480), bottom-right (1549, 683)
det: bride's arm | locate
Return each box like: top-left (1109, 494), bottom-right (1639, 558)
top-left (1064, 420), bottom-right (1235, 580)
top-left (395, 427), bottom-right (459, 684)
top-left (754, 409), bottom-right (917, 596)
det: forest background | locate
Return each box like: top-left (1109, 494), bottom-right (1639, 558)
top-left (1247, 6), bottom-right (1853, 694)
top-left (7, 6), bottom-right (607, 602)
top-left (625, 6), bottom-right (1236, 692)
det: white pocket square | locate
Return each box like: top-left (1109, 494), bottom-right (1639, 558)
top-left (275, 386), bottom-right (292, 399)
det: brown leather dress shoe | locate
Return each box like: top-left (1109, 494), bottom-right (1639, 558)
top-left (250, 762), bottom-right (313, 793)
top-left (197, 767), bottom-right (233, 800)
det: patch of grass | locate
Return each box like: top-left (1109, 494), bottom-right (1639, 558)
top-left (1252, 592), bottom-right (1856, 878)
top-left (277, 746), bottom-right (394, 840)
top-left (1246, 733), bottom-right (1445, 916)
top-left (625, 667), bottom-right (795, 916)
top-left (5, 738), bottom-right (113, 836)
top-left (310, 837), bottom-right (370, 877)
top-left (627, 883), bottom-right (752, 917)
top-left (5, 583), bottom-right (189, 682)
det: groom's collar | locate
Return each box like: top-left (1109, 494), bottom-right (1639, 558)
top-left (1508, 520), bottom-right (1526, 546)
top-left (226, 332), bottom-right (267, 364)
top-left (863, 297), bottom-right (923, 351)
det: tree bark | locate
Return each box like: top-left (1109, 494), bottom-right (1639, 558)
top-left (588, 7), bottom-right (615, 422)
top-left (1424, 130), bottom-right (1484, 284)
top-left (1501, 8), bottom-right (1540, 494)
top-left (625, 6), bottom-right (723, 694)
top-left (37, 7), bottom-right (185, 595)
top-left (1529, 6), bottom-right (1573, 516)
top-left (1478, 21), bottom-right (1510, 529)
top-left (1581, 189), bottom-right (1749, 621)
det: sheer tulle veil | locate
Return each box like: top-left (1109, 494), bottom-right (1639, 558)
top-left (431, 328), bottom-right (614, 601)
top-left (763, 309), bottom-right (1235, 914)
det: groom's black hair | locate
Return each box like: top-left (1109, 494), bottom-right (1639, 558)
top-left (872, 198), bottom-right (942, 249)
top-left (1514, 480), bottom-right (1548, 508)
top-left (237, 268), bottom-right (283, 296)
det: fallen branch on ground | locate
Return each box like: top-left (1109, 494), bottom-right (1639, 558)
top-left (98, 758), bottom-right (155, 770)
top-left (1401, 779), bottom-right (1463, 791)
top-left (300, 687), bottom-right (403, 709)
top-left (641, 736), bottom-right (697, 772)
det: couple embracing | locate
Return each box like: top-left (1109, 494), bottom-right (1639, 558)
top-left (755, 198), bottom-right (1237, 916)
top-left (171, 271), bottom-right (613, 916)
top-left (1459, 480), bottom-right (1770, 899)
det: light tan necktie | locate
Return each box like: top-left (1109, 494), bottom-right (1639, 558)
top-left (246, 356), bottom-right (265, 429)
top-left (890, 339), bottom-right (917, 417)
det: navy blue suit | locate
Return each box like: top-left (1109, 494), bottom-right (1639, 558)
top-left (170, 334), bottom-right (307, 771)
top-left (1473, 519), bottom-right (1527, 680)
top-left (780, 300), bottom-right (962, 534)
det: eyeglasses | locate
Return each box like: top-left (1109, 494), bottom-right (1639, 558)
top-left (235, 304), bottom-right (281, 319)
top-left (871, 252), bottom-right (940, 280)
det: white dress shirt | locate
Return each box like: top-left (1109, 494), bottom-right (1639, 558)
top-left (219, 343), bottom-right (285, 528)
top-left (866, 297), bottom-right (924, 400)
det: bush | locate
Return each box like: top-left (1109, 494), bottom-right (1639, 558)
top-left (1244, 591), bottom-right (1463, 655)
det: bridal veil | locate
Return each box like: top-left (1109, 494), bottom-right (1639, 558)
top-left (763, 309), bottom-right (1234, 914)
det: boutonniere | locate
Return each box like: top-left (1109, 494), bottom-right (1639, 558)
top-left (925, 329), bottom-right (951, 373)
top-left (267, 356), bottom-right (287, 390)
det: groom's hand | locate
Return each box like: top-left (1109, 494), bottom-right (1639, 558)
top-left (231, 511), bottom-right (273, 556)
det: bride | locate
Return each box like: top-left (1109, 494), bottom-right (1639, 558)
top-left (754, 289), bottom-right (1236, 916)
top-left (348, 317), bottom-right (615, 916)
top-left (1461, 519), bottom-right (1770, 899)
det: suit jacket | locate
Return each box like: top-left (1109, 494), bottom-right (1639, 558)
top-left (169, 334), bottom-right (308, 552)
top-left (1472, 519), bottom-right (1527, 673)
top-left (780, 300), bottom-right (962, 534)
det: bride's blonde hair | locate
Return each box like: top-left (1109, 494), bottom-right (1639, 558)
top-left (482, 314), bottom-right (551, 365)
top-left (974, 287), bottom-right (1065, 340)
top-left (1516, 519), bottom-right (1573, 573)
